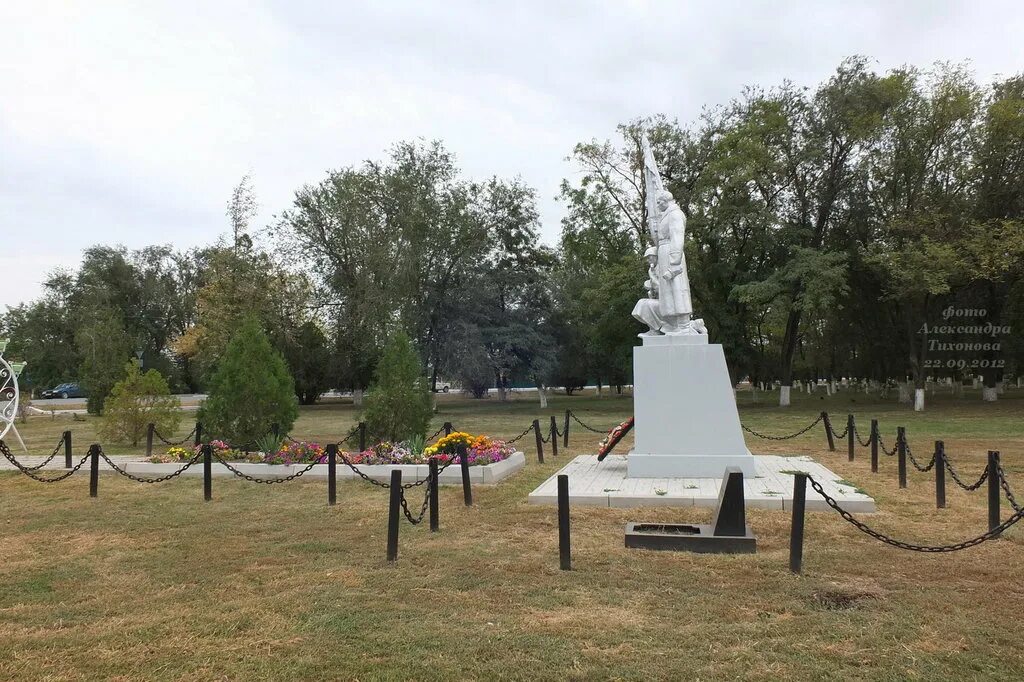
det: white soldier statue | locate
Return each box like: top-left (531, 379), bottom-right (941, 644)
top-left (632, 135), bottom-right (705, 336)
top-left (631, 246), bottom-right (664, 334)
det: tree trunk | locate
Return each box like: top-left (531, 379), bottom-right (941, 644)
top-left (777, 307), bottom-right (802, 408)
top-left (898, 382), bottom-right (911, 404)
top-left (353, 388), bottom-right (364, 408)
top-left (537, 386), bottom-right (548, 409)
top-left (914, 388), bottom-right (925, 412)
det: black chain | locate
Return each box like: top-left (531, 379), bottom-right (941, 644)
top-left (214, 453), bottom-right (322, 485)
top-left (399, 485), bottom-right (432, 525)
top-left (568, 411), bottom-right (612, 434)
top-left (854, 426), bottom-right (872, 447)
top-left (98, 447), bottom-right (203, 483)
top-left (19, 435), bottom-right (66, 471)
top-left (1, 440), bottom-right (90, 482)
top-left (943, 455), bottom-right (989, 491)
top-left (829, 422), bottom-right (850, 440)
top-left (877, 434), bottom-right (898, 457)
top-left (997, 465), bottom-right (1022, 513)
top-left (807, 474), bottom-right (1024, 552)
top-left (427, 425), bottom-right (447, 442)
top-left (154, 425), bottom-right (197, 446)
top-left (741, 414), bottom-right (824, 441)
top-left (506, 423), bottom-right (537, 445)
top-left (904, 441), bottom-right (936, 473)
top-left (337, 452), bottom-right (459, 490)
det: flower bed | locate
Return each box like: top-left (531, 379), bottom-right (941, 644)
top-left (133, 430), bottom-right (526, 484)
top-left (151, 432), bottom-right (516, 468)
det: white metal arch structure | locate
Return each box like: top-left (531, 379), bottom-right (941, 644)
top-left (0, 340), bottom-right (27, 450)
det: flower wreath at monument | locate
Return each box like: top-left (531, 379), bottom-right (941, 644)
top-left (596, 417), bottom-right (634, 461)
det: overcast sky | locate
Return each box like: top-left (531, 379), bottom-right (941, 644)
top-left (2, 0), bottom-right (1022, 309)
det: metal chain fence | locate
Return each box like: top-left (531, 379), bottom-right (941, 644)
top-left (998, 465), bottom-right (1022, 513)
top-left (1, 441), bottom-right (90, 483)
top-left (19, 435), bottom-right (66, 471)
top-left (98, 447), bottom-right (203, 484)
top-left (904, 441), bottom-right (936, 473)
top-left (154, 425), bottom-right (198, 446)
top-left (808, 475), bottom-right (1024, 552)
top-left (214, 453), bottom-right (322, 485)
top-left (943, 455), bottom-right (990, 491)
top-left (568, 411), bottom-right (613, 434)
top-left (740, 414), bottom-right (823, 441)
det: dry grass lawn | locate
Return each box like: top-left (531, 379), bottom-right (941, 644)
top-left (2, 387), bottom-right (1023, 680)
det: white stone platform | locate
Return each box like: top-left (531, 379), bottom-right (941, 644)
top-left (528, 455), bottom-right (876, 512)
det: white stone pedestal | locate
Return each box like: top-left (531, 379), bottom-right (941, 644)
top-left (628, 333), bottom-right (756, 478)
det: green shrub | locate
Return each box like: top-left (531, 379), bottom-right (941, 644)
top-left (198, 318), bottom-right (298, 445)
top-left (99, 362), bottom-right (182, 445)
top-left (362, 331), bottom-right (432, 442)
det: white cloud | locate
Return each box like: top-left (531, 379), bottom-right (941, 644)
top-left (2, 0), bottom-right (1022, 308)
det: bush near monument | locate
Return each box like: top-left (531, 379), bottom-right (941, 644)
top-left (99, 361), bottom-right (182, 446)
top-left (362, 331), bottom-right (433, 442)
top-left (198, 318), bottom-right (298, 446)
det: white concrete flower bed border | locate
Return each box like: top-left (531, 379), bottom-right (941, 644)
top-left (124, 451), bottom-right (526, 485)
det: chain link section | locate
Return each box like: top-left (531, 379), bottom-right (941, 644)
top-left (740, 414), bottom-right (824, 441)
top-left (506, 423), bottom-right (537, 445)
top-left (427, 425), bottom-right (447, 442)
top-left (213, 453), bottom-right (322, 485)
top-left (876, 434), bottom-right (898, 457)
top-left (568, 411), bottom-right (612, 434)
top-left (807, 474), bottom-right (1023, 552)
top-left (943, 455), bottom-right (989, 491)
top-left (997, 465), bottom-right (1022, 513)
top-left (853, 426), bottom-right (872, 447)
top-left (18, 435), bottom-right (67, 471)
top-left (904, 441), bottom-right (936, 473)
top-left (98, 447), bottom-right (203, 483)
top-left (154, 425), bottom-right (197, 446)
top-left (337, 452), bottom-right (460, 490)
top-left (399, 485), bottom-right (431, 525)
top-left (829, 422), bottom-right (849, 440)
top-left (1, 440), bottom-right (90, 482)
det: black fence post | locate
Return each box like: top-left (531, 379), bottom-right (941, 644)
top-left (64, 430), bottom-right (72, 468)
top-left (429, 457), bottom-right (439, 532)
top-left (459, 444), bottom-right (472, 506)
top-left (822, 411), bottom-right (835, 452)
top-left (897, 427), bottom-right (907, 489)
top-left (870, 419), bottom-right (879, 473)
top-left (194, 421), bottom-right (203, 448)
top-left (935, 440), bottom-right (946, 509)
top-left (88, 444), bottom-right (99, 498)
top-left (358, 422), bottom-right (367, 452)
top-left (327, 443), bottom-right (337, 507)
top-left (203, 443), bottom-right (212, 502)
top-left (988, 451), bottom-right (1001, 535)
top-left (145, 423), bottom-right (155, 459)
top-left (387, 469), bottom-right (402, 562)
top-left (846, 414), bottom-right (854, 462)
top-left (789, 473), bottom-right (807, 574)
top-left (550, 416), bottom-right (559, 457)
top-left (533, 419), bottom-right (545, 464)
top-left (563, 409), bottom-right (570, 448)
top-left (557, 474), bottom-right (571, 570)
top-left (444, 422), bottom-right (453, 437)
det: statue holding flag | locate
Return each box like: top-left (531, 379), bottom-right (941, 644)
top-left (633, 135), bottom-right (704, 336)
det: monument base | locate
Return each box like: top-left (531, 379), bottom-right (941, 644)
top-left (626, 452), bottom-right (756, 478)
top-left (630, 334), bottom-right (755, 478)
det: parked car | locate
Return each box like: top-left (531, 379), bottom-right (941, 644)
top-left (40, 382), bottom-right (86, 399)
